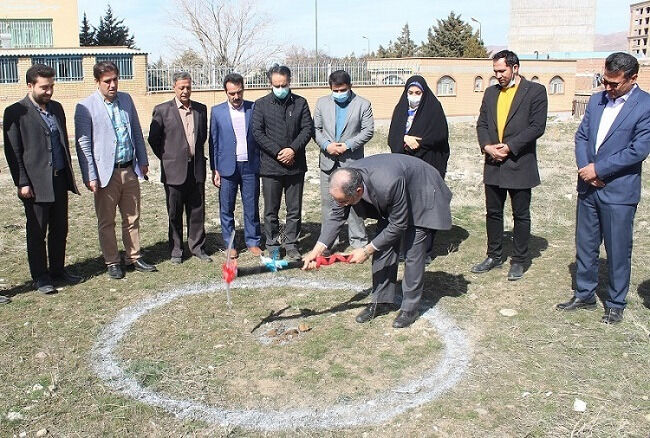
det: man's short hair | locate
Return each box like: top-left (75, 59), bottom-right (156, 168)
top-left (26, 63), bottom-right (55, 85)
top-left (173, 71), bottom-right (192, 84)
top-left (605, 52), bottom-right (639, 78)
top-left (329, 70), bottom-right (351, 87)
top-left (267, 64), bottom-right (291, 81)
top-left (492, 50), bottom-right (520, 67)
top-left (223, 72), bottom-right (244, 89)
top-left (93, 61), bottom-right (119, 81)
top-left (330, 167), bottom-right (363, 198)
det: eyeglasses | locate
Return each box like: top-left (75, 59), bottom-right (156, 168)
top-left (601, 77), bottom-right (627, 89)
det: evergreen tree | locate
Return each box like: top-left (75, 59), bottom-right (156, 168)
top-left (79, 12), bottom-right (95, 46)
top-left (392, 23), bottom-right (417, 58)
top-left (419, 12), bottom-right (487, 58)
top-left (94, 5), bottom-right (136, 48)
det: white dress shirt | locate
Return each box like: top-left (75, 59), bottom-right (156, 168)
top-left (228, 103), bottom-right (248, 161)
top-left (595, 85), bottom-right (636, 152)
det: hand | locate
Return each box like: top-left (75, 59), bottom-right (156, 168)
top-left (86, 179), bottom-right (99, 193)
top-left (277, 147), bottom-right (296, 165)
top-left (493, 143), bottom-right (510, 161)
top-left (326, 142), bottom-right (341, 156)
top-left (590, 177), bottom-right (605, 188)
top-left (578, 163), bottom-right (598, 183)
top-left (139, 165), bottom-right (149, 176)
top-left (17, 186), bottom-right (34, 199)
top-left (349, 245), bottom-right (373, 264)
top-left (212, 170), bottom-right (221, 188)
top-left (336, 143), bottom-right (348, 154)
top-left (302, 244), bottom-right (326, 271)
top-left (404, 135), bottom-right (422, 150)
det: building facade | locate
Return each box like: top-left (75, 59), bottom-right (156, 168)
top-left (629, 1), bottom-right (650, 57)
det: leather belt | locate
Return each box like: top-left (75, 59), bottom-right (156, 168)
top-left (114, 160), bottom-right (133, 169)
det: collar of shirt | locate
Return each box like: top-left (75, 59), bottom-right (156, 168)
top-left (27, 94), bottom-right (49, 114)
top-left (498, 76), bottom-right (518, 90)
top-left (607, 83), bottom-right (637, 105)
top-left (175, 97), bottom-right (192, 110)
top-left (229, 102), bottom-right (245, 112)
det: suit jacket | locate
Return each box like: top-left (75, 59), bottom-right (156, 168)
top-left (148, 99), bottom-right (208, 185)
top-left (476, 77), bottom-right (548, 189)
top-left (318, 154), bottom-right (452, 251)
top-left (208, 100), bottom-right (260, 177)
top-left (74, 91), bottom-right (149, 187)
top-left (3, 96), bottom-right (79, 202)
top-left (575, 86), bottom-right (650, 205)
top-left (313, 91), bottom-right (374, 172)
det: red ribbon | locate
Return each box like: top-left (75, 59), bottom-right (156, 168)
top-left (222, 260), bottom-right (238, 284)
top-left (315, 253), bottom-right (352, 268)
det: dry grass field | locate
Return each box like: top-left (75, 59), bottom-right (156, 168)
top-left (0, 120), bottom-right (649, 437)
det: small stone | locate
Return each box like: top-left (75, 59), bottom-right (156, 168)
top-left (266, 328), bottom-right (278, 337)
top-left (36, 428), bottom-right (48, 437)
top-left (522, 391), bottom-right (531, 397)
top-left (0, 278), bottom-right (5, 282)
top-left (43, 391), bottom-right (51, 397)
top-left (475, 408), bottom-right (488, 416)
top-left (298, 323), bottom-right (311, 332)
top-left (243, 319), bottom-right (249, 324)
top-left (564, 194), bottom-right (572, 200)
top-left (573, 398), bottom-right (587, 412)
top-left (309, 178), bottom-right (320, 185)
top-left (109, 288), bottom-right (117, 292)
top-left (207, 365), bottom-right (215, 372)
top-left (47, 385), bottom-right (56, 392)
top-left (24, 322), bottom-right (30, 326)
top-left (7, 411), bottom-right (23, 421)
top-left (545, 391), bottom-right (553, 397)
top-left (34, 352), bottom-right (47, 361)
top-left (19, 432), bottom-right (27, 438)
top-left (645, 413), bottom-right (650, 422)
top-left (500, 308), bottom-right (518, 317)
top-left (642, 396), bottom-right (649, 401)
top-left (285, 328), bottom-right (299, 336)
top-left (213, 344), bottom-right (225, 349)
top-left (32, 383), bottom-right (44, 392)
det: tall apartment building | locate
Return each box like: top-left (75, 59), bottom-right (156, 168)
top-left (509, 0), bottom-right (596, 55)
top-left (629, 1), bottom-right (650, 57)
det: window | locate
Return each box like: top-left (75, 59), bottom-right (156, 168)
top-left (531, 76), bottom-right (540, 83)
top-left (436, 76), bottom-right (456, 96)
top-left (549, 76), bottom-right (565, 95)
top-left (0, 19), bottom-right (53, 48)
top-left (474, 76), bottom-right (483, 92)
top-left (489, 76), bottom-right (498, 86)
top-left (0, 57), bottom-right (19, 83)
top-left (32, 56), bottom-right (83, 81)
top-left (96, 55), bottom-right (134, 80)
top-left (382, 74), bottom-right (404, 85)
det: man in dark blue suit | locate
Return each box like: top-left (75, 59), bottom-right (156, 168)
top-left (209, 73), bottom-right (261, 258)
top-left (557, 52), bottom-right (650, 324)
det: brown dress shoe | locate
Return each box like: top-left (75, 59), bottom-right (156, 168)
top-left (248, 246), bottom-right (262, 256)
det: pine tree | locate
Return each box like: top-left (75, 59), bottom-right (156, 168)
top-left (94, 5), bottom-right (136, 48)
top-left (79, 12), bottom-right (96, 46)
top-left (419, 12), bottom-right (487, 58)
top-left (392, 23), bottom-right (416, 58)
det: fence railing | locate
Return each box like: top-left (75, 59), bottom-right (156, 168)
top-left (147, 62), bottom-right (414, 92)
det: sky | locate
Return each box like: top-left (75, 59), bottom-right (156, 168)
top-left (77, 0), bottom-right (631, 62)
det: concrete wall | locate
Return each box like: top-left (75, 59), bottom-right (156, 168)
top-left (1, 0), bottom-right (80, 48)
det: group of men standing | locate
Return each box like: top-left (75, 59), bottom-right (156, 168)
top-left (2, 52), bottom-right (648, 328)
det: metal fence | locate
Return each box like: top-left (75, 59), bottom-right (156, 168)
top-left (147, 62), bottom-right (414, 92)
top-left (0, 57), bottom-right (19, 83)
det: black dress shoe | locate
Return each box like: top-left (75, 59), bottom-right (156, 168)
top-left (602, 307), bottom-right (624, 324)
top-left (51, 269), bottom-right (83, 285)
top-left (556, 296), bottom-right (597, 311)
top-left (0, 295), bottom-right (10, 304)
top-left (470, 257), bottom-right (503, 273)
top-left (34, 278), bottom-right (56, 294)
top-left (107, 263), bottom-right (124, 280)
top-left (170, 256), bottom-right (183, 264)
top-left (285, 248), bottom-right (302, 262)
top-left (355, 302), bottom-right (396, 323)
top-left (128, 259), bottom-right (157, 272)
top-left (507, 263), bottom-right (524, 281)
top-left (194, 252), bottom-right (213, 263)
top-left (392, 310), bottom-right (419, 328)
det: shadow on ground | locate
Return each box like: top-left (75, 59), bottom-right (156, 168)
top-left (637, 279), bottom-right (650, 310)
top-left (568, 259), bottom-right (611, 303)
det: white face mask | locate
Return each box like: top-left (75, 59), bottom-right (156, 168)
top-left (407, 95), bottom-right (421, 108)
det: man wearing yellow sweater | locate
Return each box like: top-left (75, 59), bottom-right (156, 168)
top-left (472, 50), bottom-right (548, 280)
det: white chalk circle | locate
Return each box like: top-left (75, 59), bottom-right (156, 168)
top-left (91, 276), bottom-right (472, 430)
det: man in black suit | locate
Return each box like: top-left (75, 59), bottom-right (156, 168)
top-left (302, 154), bottom-right (452, 328)
top-left (3, 64), bottom-right (81, 296)
top-left (472, 50), bottom-right (548, 281)
top-left (148, 72), bottom-right (210, 263)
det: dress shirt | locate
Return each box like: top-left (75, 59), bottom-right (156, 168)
top-left (334, 98), bottom-right (350, 143)
top-left (229, 102), bottom-right (248, 162)
top-left (102, 94), bottom-right (134, 164)
top-left (29, 95), bottom-right (66, 172)
top-left (175, 97), bottom-right (195, 158)
top-left (595, 85), bottom-right (637, 152)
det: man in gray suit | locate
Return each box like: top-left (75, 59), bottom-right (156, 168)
top-left (313, 70), bottom-right (374, 252)
top-left (75, 61), bottom-right (157, 279)
top-left (302, 154), bottom-right (452, 328)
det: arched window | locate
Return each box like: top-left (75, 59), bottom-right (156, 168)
top-left (382, 74), bottom-right (405, 85)
top-left (549, 76), bottom-right (565, 94)
top-left (437, 75), bottom-right (456, 96)
top-left (474, 76), bottom-right (483, 92)
top-left (489, 76), bottom-right (498, 86)
top-left (531, 76), bottom-right (540, 84)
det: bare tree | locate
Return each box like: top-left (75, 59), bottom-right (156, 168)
top-left (170, 0), bottom-right (280, 69)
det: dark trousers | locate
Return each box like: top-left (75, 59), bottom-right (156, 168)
top-left (22, 173), bottom-right (69, 281)
top-left (373, 222), bottom-right (432, 311)
top-left (164, 164), bottom-right (206, 258)
top-left (485, 184), bottom-right (531, 264)
top-left (261, 173), bottom-right (304, 252)
top-left (575, 191), bottom-right (636, 309)
top-left (219, 161), bottom-right (261, 248)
